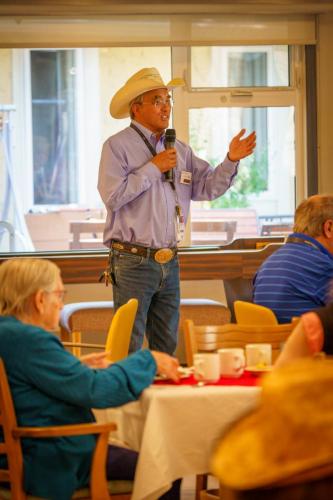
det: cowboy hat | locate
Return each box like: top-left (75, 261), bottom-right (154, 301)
top-left (211, 357), bottom-right (333, 490)
top-left (110, 67), bottom-right (185, 119)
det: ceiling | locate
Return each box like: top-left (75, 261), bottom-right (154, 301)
top-left (1, 1), bottom-right (333, 17)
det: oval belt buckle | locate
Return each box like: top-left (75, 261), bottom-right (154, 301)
top-left (154, 248), bottom-right (174, 264)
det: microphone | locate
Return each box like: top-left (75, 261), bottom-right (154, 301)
top-left (164, 128), bottom-right (176, 182)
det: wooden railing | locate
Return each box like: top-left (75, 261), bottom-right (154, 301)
top-left (0, 237), bottom-right (284, 284)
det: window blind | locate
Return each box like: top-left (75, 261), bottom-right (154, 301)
top-left (0, 14), bottom-right (316, 48)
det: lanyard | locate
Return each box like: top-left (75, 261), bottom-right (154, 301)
top-left (130, 122), bottom-right (184, 242)
top-left (130, 123), bottom-right (157, 156)
top-left (131, 122), bottom-right (176, 190)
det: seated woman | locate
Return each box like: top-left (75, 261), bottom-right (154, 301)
top-left (274, 302), bottom-right (333, 368)
top-left (0, 258), bottom-right (180, 500)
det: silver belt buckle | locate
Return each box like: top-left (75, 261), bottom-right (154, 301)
top-left (154, 248), bottom-right (174, 264)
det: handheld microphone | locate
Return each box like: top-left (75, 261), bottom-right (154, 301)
top-left (164, 128), bottom-right (176, 182)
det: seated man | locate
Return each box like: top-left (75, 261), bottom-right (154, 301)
top-left (253, 194), bottom-right (333, 323)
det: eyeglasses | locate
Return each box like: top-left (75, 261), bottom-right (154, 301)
top-left (45, 289), bottom-right (67, 301)
top-left (141, 97), bottom-right (174, 109)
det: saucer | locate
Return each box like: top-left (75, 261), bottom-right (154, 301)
top-left (154, 366), bottom-right (194, 381)
top-left (246, 365), bottom-right (273, 375)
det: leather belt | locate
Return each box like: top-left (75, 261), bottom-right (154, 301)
top-left (111, 241), bottom-right (177, 264)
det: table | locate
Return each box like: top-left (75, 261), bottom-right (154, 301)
top-left (69, 219), bottom-right (104, 250)
top-left (94, 381), bottom-right (261, 500)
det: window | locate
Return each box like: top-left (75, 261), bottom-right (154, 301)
top-left (0, 44), bottom-right (305, 252)
top-left (31, 50), bottom-right (77, 205)
top-left (191, 46), bottom-right (289, 87)
top-left (0, 47), bottom-right (172, 251)
top-left (172, 46), bottom-right (301, 243)
top-left (189, 106), bottom-right (294, 209)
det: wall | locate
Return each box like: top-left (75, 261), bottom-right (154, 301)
top-left (317, 13), bottom-right (333, 194)
top-left (0, 50), bottom-right (12, 216)
top-left (2, 4), bottom-right (333, 303)
top-left (65, 280), bottom-right (227, 306)
top-left (65, 10), bottom-right (333, 305)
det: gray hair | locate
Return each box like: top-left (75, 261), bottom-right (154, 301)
top-left (0, 258), bottom-right (60, 316)
top-left (129, 94), bottom-right (144, 119)
top-left (293, 194), bottom-right (333, 237)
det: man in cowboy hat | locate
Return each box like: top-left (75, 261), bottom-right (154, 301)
top-left (98, 67), bottom-right (256, 354)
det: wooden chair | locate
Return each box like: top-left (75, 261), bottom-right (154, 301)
top-left (184, 320), bottom-right (294, 369)
top-left (177, 299), bottom-right (231, 364)
top-left (234, 301), bottom-right (278, 325)
top-left (184, 319), bottom-right (294, 500)
top-left (223, 278), bottom-right (254, 323)
top-left (0, 358), bottom-right (133, 500)
top-left (59, 301), bottom-right (115, 357)
top-left (60, 298), bottom-right (230, 363)
top-left (60, 299), bottom-right (138, 363)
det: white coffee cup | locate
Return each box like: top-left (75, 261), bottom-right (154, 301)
top-left (245, 343), bottom-right (272, 368)
top-left (218, 348), bottom-right (245, 378)
top-left (193, 353), bottom-right (220, 382)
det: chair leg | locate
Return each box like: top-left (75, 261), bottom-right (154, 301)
top-left (72, 331), bottom-right (82, 357)
top-left (196, 474), bottom-right (208, 500)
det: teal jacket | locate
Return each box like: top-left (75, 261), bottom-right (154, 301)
top-left (0, 316), bottom-right (156, 500)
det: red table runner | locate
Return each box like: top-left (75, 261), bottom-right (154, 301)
top-left (154, 370), bottom-right (260, 387)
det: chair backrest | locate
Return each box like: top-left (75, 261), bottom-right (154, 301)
top-left (223, 278), bottom-right (254, 323)
top-left (234, 300), bottom-right (278, 325)
top-left (59, 301), bottom-right (114, 357)
top-left (0, 358), bottom-right (27, 499)
top-left (183, 319), bottom-right (294, 366)
top-left (177, 299), bottom-right (231, 364)
top-left (105, 299), bottom-right (138, 362)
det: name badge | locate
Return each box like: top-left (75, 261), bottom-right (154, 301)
top-left (180, 171), bottom-right (192, 185)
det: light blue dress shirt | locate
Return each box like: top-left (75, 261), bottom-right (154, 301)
top-left (98, 120), bottom-right (239, 248)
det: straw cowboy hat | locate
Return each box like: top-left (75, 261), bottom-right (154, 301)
top-left (110, 67), bottom-right (185, 119)
top-left (212, 357), bottom-right (333, 490)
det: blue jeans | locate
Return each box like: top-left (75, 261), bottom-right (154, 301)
top-left (110, 249), bottom-right (180, 354)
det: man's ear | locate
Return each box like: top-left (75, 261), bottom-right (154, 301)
top-left (131, 103), bottom-right (139, 119)
top-left (323, 219), bottom-right (333, 238)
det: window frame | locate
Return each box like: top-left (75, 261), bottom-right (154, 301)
top-left (172, 44), bottom-right (307, 206)
top-left (1, 43), bottom-right (308, 254)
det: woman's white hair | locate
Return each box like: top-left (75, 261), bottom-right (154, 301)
top-left (0, 258), bottom-right (60, 316)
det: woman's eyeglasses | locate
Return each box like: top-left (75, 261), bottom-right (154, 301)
top-left (46, 289), bottom-right (67, 301)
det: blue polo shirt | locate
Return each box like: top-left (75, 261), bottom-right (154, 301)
top-left (253, 232), bottom-right (333, 323)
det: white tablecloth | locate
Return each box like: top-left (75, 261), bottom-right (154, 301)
top-left (94, 384), bottom-right (261, 500)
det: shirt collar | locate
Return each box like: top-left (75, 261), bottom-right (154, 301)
top-left (131, 120), bottom-right (165, 145)
top-left (290, 232), bottom-right (333, 258)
